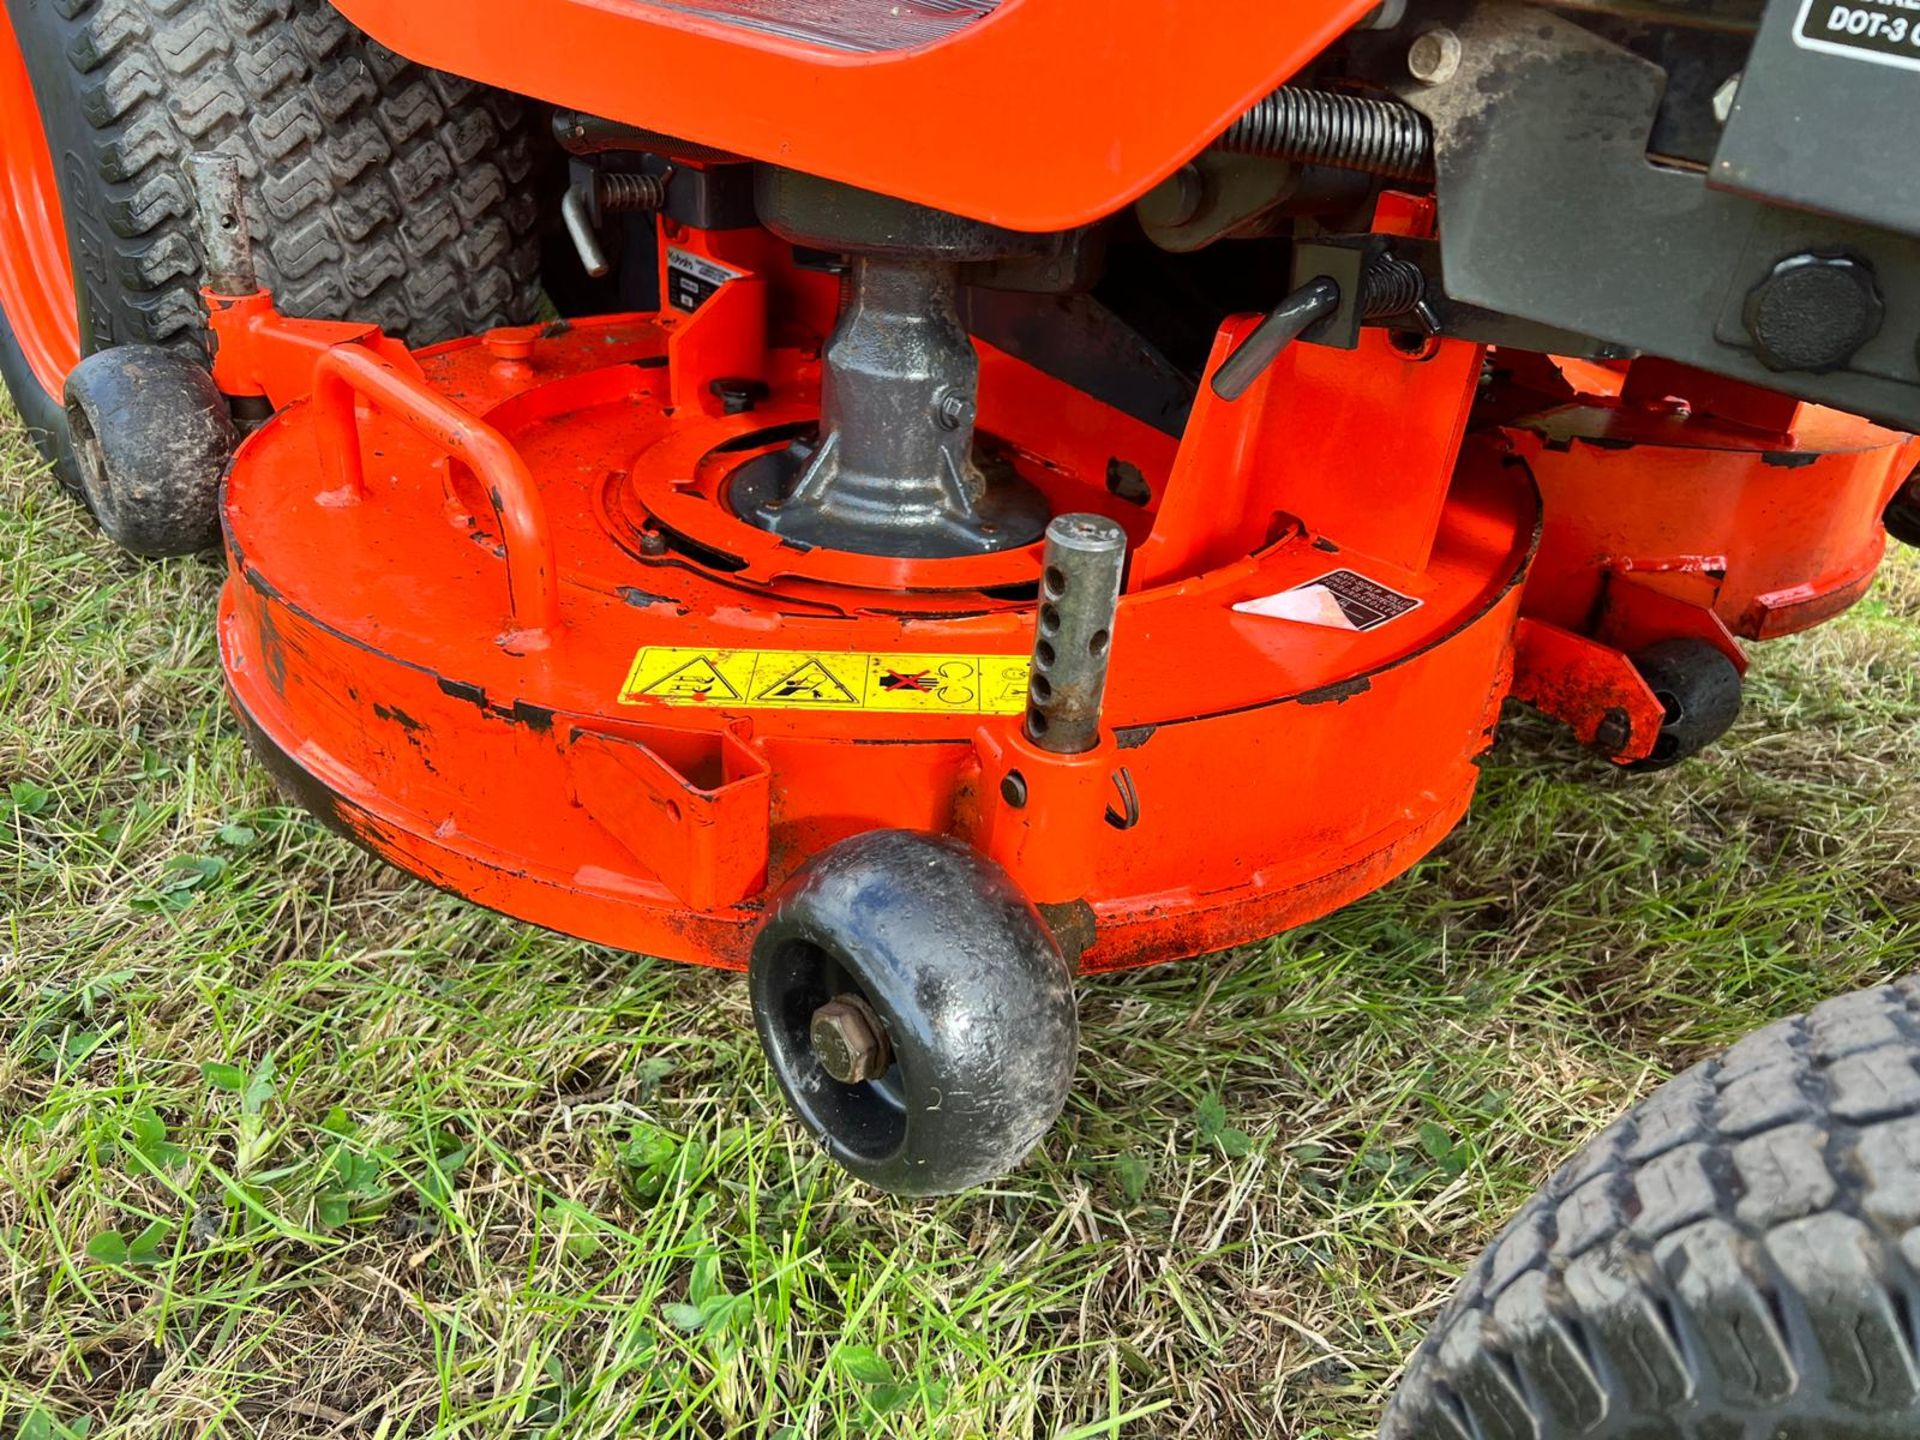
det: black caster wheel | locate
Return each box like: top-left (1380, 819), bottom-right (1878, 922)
top-left (62, 345), bottom-right (236, 558)
top-left (1617, 636), bottom-right (1742, 773)
top-left (1383, 976), bottom-right (1920, 1440)
top-left (1887, 472), bottom-right (1920, 549)
top-left (748, 829), bottom-right (1078, 1196)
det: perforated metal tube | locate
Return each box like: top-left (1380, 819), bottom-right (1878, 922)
top-left (1025, 514), bottom-right (1127, 754)
top-left (188, 153), bottom-right (256, 294)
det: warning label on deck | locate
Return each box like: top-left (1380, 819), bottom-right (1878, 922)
top-left (666, 248), bottom-right (744, 313)
top-left (1232, 569), bottom-right (1423, 633)
top-left (620, 647), bottom-right (1032, 714)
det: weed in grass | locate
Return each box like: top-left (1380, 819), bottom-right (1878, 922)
top-left (3, 395), bottom-right (1918, 1437)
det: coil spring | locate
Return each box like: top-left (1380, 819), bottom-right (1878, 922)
top-left (597, 171), bottom-right (668, 213)
top-left (1360, 254), bottom-right (1426, 319)
top-left (1216, 88), bottom-right (1434, 183)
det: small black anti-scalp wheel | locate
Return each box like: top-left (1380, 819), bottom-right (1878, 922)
top-left (62, 345), bottom-right (236, 558)
top-left (1619, 636), bottom-right (1743, 773)
top-left (748, 830), bottom-right (1078, 1196)
top-left (1887, 471), bottom-right (1920, 549)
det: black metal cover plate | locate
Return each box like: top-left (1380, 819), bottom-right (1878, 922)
top-left (1714, 0), bottom-right (1920, 237)
top-left (1405, 2), bottom-right (1920, 431)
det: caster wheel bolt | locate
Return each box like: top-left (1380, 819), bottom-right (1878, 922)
top-left (810, 995), bottom-right (891, 1084)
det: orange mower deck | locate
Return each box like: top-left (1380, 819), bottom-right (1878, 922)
top-left (215, 298), bottom-right (1536, 972)
top-left (200, 192), bottom-right (1920, 979)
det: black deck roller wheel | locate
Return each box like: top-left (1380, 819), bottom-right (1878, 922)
top-left (1887, 472), bottom-right (1920, 549)
top-left (1619, 636), bottom-right (1743, 772)
top-left (748, 830), bottom-right (1078, 1196)
top-left (1384, 975), bottom-right (1920, 1440)
top-left (63, 345), bottom-right (235, 558)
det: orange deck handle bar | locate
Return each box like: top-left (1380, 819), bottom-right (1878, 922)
top-left (310, 346), bottom-right (562, 643)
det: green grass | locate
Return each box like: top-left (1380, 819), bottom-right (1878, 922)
top-left (3, 394), bottom-right (1918, 1440)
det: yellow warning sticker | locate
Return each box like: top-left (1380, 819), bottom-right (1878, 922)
top-left (619, 647), bottom-right (1031, 715)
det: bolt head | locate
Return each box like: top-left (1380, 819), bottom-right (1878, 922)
top-left (1408, 27), bottom-right (1463, 85)
top-left (1137, 164), bottom-right (1207, 231)
top-left (1592, 708), bottom-right (1633, 756)
top-left (1000, 770), bottom-right (1029, 808)
top-left (810, 996), bottom-right (889, 1084)
top-left (1359, 0), bottom-right (1408, 29)
top-left (710, 376), bottom-right (768, 416)
top-left (936, 390), bottom-right (973, 430)
top-left (483, 326), bottom-right (539, 363)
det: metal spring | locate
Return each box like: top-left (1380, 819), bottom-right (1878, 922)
top-left (597, 171), bottom-right (668, 212)
top-left (1361, 254), bottom-right (1426, 318)
top-left (1215, 88), bottom-right (1434, 182)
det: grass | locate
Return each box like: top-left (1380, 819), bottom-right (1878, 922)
top-left (3, 392), bottom-right (1918, 1440)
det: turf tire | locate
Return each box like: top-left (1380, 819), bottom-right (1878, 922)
top-left (1383, 976), bottom-right (1920, 1440)
top-left (1, 0), bottom-right (545, 487)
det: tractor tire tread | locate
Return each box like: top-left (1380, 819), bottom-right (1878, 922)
top-left (42, 0), bottom-right (542, 358)
top-left (1382, 975), bottom-right (1920, 1439)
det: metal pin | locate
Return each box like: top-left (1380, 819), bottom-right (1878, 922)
top-left (1025, 514), bottom-right (1127, 755)
top-left (561, 183), bottom-right (610, 279)
top-left (188, 153), bottom-right (256, 295)
top-left (1211, 276), bottom-right (1341, 402)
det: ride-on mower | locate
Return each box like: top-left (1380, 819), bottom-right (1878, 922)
top-left (8, 0), bottom-right (1920, 1431)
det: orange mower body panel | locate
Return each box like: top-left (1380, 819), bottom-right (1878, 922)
top-left (0, 0), bottom-right (80, 400)
top-left (327, 0), bottom-right (1381, 232)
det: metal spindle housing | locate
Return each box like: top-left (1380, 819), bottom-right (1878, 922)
top-left (739, 255), bottom-right (1048, 557)
top-left (1025, 514), bottom-right (1127, 754)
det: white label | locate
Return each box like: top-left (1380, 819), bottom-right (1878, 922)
top-left (1795, 0), bottom-right (1920, 73)
top-left (1233, 569), bottom-right (1423, 633)
top-left (666, 248), bottom-right (745, 313)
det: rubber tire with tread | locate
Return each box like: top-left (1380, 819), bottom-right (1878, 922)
top-left (64, 343), bottom-right (234, 555)
top-left (1383, 975), bottom-right (1920, 1440)
top-left (1621, 637), bottom-right (1743, 773)
top-left (0, 0), bottom-right (545, 485)
top-left (748, 830), bottom-right (1079, 1196)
